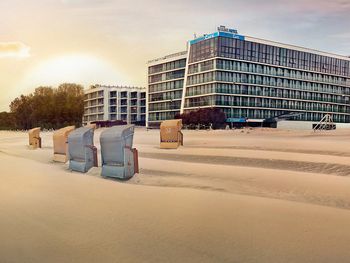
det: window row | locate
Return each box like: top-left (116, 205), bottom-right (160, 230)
top-left (84, 91), bottom-right (104, 100)
top-left (148, 59), bottom-right (186, 74)
top-left (185, 95), bottom-right (350, 114)
top-left (149, 70), bottom-right (185, 84)
top-left (149, 100), bottom-right (182, 112)
top-left (148, 111), bottom-right (179, 122)
top-left (185, 83), bottom-right (350, 105)
top-left (149, 80), bottom-right (184, 93)
top-left (84, 106), bottom-right (104, 114)
top-left (187, 71), bottom-right (350, 95)
top-left (187, 72), bottom-right (215, 85)
top-left (149, 90), bottom-right (183, 102)
top-left (84, 114), bottom-right (104, 122)
top-left (109, 91), bottom-right (145, 99)
top-left (215, 71), bottom-right (350, 95)
top-left (84, 99), bottom-right (104, 107)
top-left (215, 59), bottom-right (350, 86)
top-left (109, 99), bottom-right (145, 106)
top-left (189, 60), bottom-right (215, 74)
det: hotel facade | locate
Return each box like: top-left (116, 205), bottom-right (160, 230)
top-left (83, 85), bottom-right (146, 125)
top-left (147, 26), bottom-right (350, 129)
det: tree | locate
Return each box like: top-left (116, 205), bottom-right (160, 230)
top-left (0, 112), bottom-right (15, 130)
top-left (9, 83), bottom-right (85, 130)
top-left (175, 108), bottom-right (226, 129)
top-left (10, 94), bottom-right (34, 130)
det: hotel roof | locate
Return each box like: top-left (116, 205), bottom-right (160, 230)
top-left (246, 35), bottom-right (350, 62)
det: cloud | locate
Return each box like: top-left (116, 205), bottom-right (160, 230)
top-left (0, 42), bottom-right (30, 58)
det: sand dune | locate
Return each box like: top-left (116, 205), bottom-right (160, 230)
top-left (2, 128), bottom-right (350, 262)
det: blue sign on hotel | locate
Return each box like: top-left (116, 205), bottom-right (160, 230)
top-left (226, 118), bottom-right (247, 123)
top-left (190, 31), bottom-right (245, 45)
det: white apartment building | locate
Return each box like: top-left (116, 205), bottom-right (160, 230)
top-left (83, 85), bottom-right (146, 125)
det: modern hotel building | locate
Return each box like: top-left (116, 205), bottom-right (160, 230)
top-left (147, 51), bottom-right (187, 126)
top-left (83, 85), bottom-right (146, 125)
top-left (147, 26), bottom-right (350, 128)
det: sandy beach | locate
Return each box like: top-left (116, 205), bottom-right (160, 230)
top-left (2, 127), bottom-right (350, 262)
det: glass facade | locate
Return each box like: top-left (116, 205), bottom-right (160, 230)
top-left (147, 30), bottom-right (350, 127)
top-left (189, 37), bottom-right (349, 76)
top-left (183, 34), bottom-right (350, 123)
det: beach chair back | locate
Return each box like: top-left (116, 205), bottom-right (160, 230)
top-left (28, 127), bottom-right (41, 149)
top-left (100, 125), bottom-right (138, 179)
top-left (53, 126), bottom-right (75, 162)
top-left (68, 126), bottom-right (96, 173)
top-left (160, 119), bottom-right (183, 149)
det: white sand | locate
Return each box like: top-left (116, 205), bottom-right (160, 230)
top-left (2, 128), bottom-right (350, 262)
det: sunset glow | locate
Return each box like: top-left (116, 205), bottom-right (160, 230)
top-left (0, 0), bottom-right (349, 110)
top-left (21, 54), bottom-right (128, 91)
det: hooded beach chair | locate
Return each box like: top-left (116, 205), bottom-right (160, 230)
top-left (53, 126), bottom-right (75, 163)
top-left (100, 125), bottom-right (139, 179)
top-left (160, 119), bottom-right (183, 149)
top-left (28, 127), bottom-right (41, 149)
top-left (68, 126), bottom-right (97, 173)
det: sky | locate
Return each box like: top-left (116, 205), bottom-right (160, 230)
top-left (0, 0), bottom-right (350, 111)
